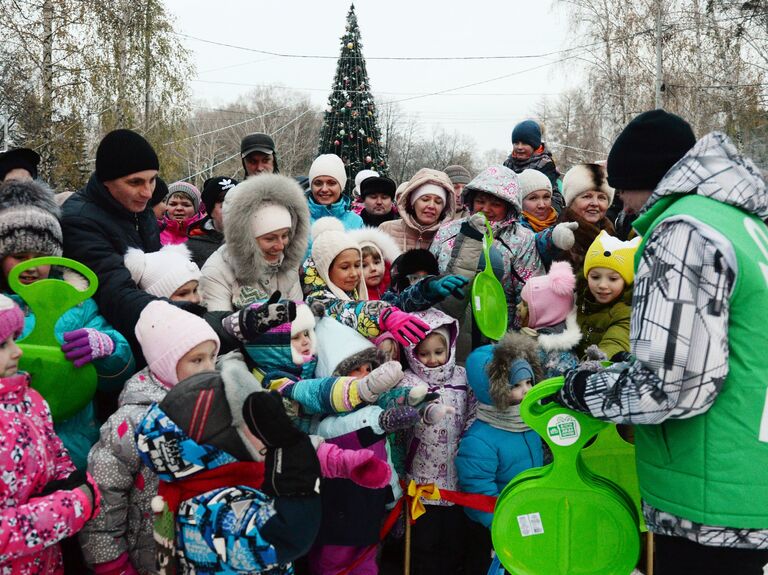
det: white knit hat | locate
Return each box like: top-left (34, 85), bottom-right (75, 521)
top-left (290, 302), bottom-right (317, 364)
top-left (353, 169), bottom-right (379, 196)
top-left (309, 154), bottom-right (348, 190)
top-left (562, 163), bottom-right (615, 208)
top-left (517, 169), bottom-right (553, 204)
top-left (410, 183), bottom-right (447, 206)
top-left (314, 316), bottom-right (375, 377)
top-left (124, 244), bottom-right (201, 298)
top-left (310, 217), bottom-right (367, 300)
top-left (251, 203), bottom-right (293, 238)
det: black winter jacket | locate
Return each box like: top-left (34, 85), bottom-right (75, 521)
top-left (62, 173), bottom-right (161, 366)
top-left (186, 217), bottom-right (224, 268)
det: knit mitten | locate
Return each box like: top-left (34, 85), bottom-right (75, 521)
top-left (316, 442), bottom-right (391, 489)
top-left (61, 328), bottom-right (115, 367)
top-left (222, 291), bottom-right (296, 341)
top-left (585, 344), bottom-right (608, 362)
top-left (379, 405), bottom-right (421, 433)
top-left (422, 403), bottom-right (455, 425)
top-left (358, 361), bottom-right (403, 403)
top-left (551, 222), bottom-right (578, 250)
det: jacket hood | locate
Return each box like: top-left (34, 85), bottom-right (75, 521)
top-left (462, 165), bottom-right (522, 228)
top-left (347, 226), bottom-right (402, 263)
top-left (222, 174), bottom-right (310, 286)
top-left (396, 168), bottom-right (456, 234)
top-left (136, 402), bottom-right (239, 482)
top-left (118, 367), bottom-right (169, 407)
top-left (402, 308), bottom-right (459, 382)
top-left (641, 132), bottom-right (768, 220)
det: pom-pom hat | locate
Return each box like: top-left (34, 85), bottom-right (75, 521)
top-left (310, 217), bottom-right (367, 300)
top-left (124, 244), bottom-right (201, 298)
top-left (0, 294), bottom-right (24, 343)
top-left (521, 261), bottom-right (576, 329)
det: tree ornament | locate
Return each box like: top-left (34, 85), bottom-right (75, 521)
top-left (367, 111), bottom-right (373, 117)
top-left (345, 101), bottom-right (353, 108)
top-left (334, 140), bottom-right (340, 146)
top-left (347, 42), bottom-right (354, 49)
top-left (365, 155), bottom-right (372, 163)
top-left (367, 137), bottom-right (372, 143)
top-left (339, 129), bottom-right (346, 136)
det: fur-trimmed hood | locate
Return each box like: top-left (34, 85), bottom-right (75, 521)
top-left (395, 168), bottom-right (456, 235)
top-left (347, 226), bottom-right (402, 264)
top-left (530, 309), bottom-right (582, 353)
top-left (222, 174), bottom-right (310, 286)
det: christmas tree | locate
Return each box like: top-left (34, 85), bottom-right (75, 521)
top-left (318, 4), bottom-right (388, 194)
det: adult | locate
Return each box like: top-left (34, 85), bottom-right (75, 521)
top-left (431, 166), bottom-right (543, 357)
top-left (0, 147), bottom-right (40, 182)
top-left (356, 172), bottom-right (398, 227)
top-left (61, 129), bottom-right (161, 365)
top-left (150, 176), bottom-right (169, 220)
top-left (444, 164), bottom-right (472, 219)
top-left (502, 120), bottom-right (565, 211)
top-left (200, 173), bottom-right (309, 311)
top-left (187, 176), bottom-right (238, 268)
top-left (380, 168), bottom-right (455, 251)
top-left (558, 112), bottom-right (768, 574)
top-left (241, 132), bottom-right (277, 176)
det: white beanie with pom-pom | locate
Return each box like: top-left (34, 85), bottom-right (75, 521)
top-left (124, 244), bottom-right (201, 298)
top-left (310, 217), bottom-right (366, 300)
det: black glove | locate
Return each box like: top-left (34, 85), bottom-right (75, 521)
top-left (222, 291), bottom-right (297, 341)
top-left (38, 469), bottom-right (87, 496)
top-left (170, 300), bottom-right (207, 317)
top-left (611, 351), bottom-right (633, 363)
top-left (242, 390), bottom-right (320, 497)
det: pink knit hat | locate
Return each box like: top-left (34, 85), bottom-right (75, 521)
top-left (135, 301), bottom-right (220, 386)
top-left (0, 294), bottom-right (24, 342)
top-left (521, 261), bottom-right (576, 329)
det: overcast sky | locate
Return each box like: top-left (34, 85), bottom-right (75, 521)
top-left (164, 0), bottom-right (578, 157)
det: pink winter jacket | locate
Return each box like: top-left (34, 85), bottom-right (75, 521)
top-left (0, 373), bottom-right (96, 574)
top-left (158, 212), bottom-right (205, 245)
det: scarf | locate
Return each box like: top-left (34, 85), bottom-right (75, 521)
top-left (522, 208), bottom-right (558, 232)
top-left (476, 402), bottom-right (530, 432)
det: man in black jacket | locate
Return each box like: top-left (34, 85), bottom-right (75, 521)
top-left (61, 129), bottom-right (161, 366)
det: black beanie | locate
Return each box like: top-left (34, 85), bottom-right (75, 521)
top-left (0, 148), bottom-right (40, 181)
top-left (96, 129), bottom-right (160, 182)
top-left (201, 176), bottom-right (238, 215)
top-left (150, 176), bottom-right (168, 207)
top-left (607, 110), bottom-right (696, 191)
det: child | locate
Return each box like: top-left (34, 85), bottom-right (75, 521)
top-left (303, 217), bottom-right (429, 346)
top-left (516, 260), bottom-right (582, 379)
top-left (398, 308), bottom-right (476, 575)
top-left (0, 179), bottom-right (134, 469)
top-left (456, 337), bottom-right (545, 574)
top-left (159, 181), bottom-right (205, 245)
top-left (136, 360), bottom-right (322, 575)
top-left (0, 294), bottom-right (101, 573)
top-left (348, 227), bottom-right (401, 299)
top-left (125, 244), bottom-right (203, 305)
top-left (577, 231), bottom-right (640, 361)
top-left (80, 301), bottom-right (220, 574)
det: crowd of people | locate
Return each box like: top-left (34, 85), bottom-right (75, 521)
top-left (0, 109), bottom-right (766, 575)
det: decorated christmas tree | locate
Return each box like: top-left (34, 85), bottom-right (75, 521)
top-left (318, 4), bottom-right (388, 194)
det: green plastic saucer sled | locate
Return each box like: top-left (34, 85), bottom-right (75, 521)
top-left (492, 377), bottom-right (640, 575)
top-left (471, 220), bottom-right (507, 341)
top-left (9, 257), bottom-right (99, 422)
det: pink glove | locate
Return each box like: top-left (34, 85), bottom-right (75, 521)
top-left (62, 328), bottom-right (115, 367)
top-left (316, 442), bottom-right (392, 489)
top-left (379, 307), bottom-right (430, 347)
top-left (93, 553), bottom-right (139, 575)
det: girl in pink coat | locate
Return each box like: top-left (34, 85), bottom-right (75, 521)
top-left (0, 294), bottom-right (100, 574)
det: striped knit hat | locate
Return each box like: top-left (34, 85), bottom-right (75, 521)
top-left (165, 181), bottom-right (202, 213)
top-left (0, 179), bottom-right (62, 259)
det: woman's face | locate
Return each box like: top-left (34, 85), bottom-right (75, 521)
top-left (329, 248), bottom-right (362, 292)
top-left (412, 194), bottom-right (445, 226)
top-left (472, 191), bottom-right (509, 222)
top-left (167, 193), bottom-right (196, 222)
top-left (256, 227), bottom-right (291, 263)
top-left (570, 190), bottom-right (610, 224)
top-left (311, 176), bottom-right (342, 205)
top-left (522, 189), bottom-right (553, 220)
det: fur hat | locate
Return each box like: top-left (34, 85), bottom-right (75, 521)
top-left (562, 163), bottom-right (614, 207)
top-left (96, 129), bottom-right (159, 182)
top-left (517, 169), bottom-right (552, 204)
top-left (0, 179), bottom-right (62, 258)
top-left (0, 148), bottom-right (40, 181)
top-left (135, 301), bottom-right (220, 386)
top-left (521, 261), bottom-right (576, 329)
top-left (0, 294), bottom-right (24, 343)
top-left (511, 120), bottom-right (542, 149)
top-left (159, 357), bottom-right (264, 462)
top-left (314, 316), bottom-right (376, 377)
top-left (309, 154), bottom-right (347, 191)
top-left (584, 231), bottom-right (641, 285)
top-left (484, 332), bottom-right (544, 410)
top-left (125, 244), bottom-right (201, 298)
top-left (165, 181), bottom-right (201, 213)
top-left (390, 249), bottom-right (439, 293)
top-left (359, 175), bottom-right (396, 200)
top-left (310, 217), bottom-right (367, 300)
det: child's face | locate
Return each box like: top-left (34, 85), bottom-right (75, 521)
top-left (516, 300), bottom-right (529, 328)
top-left (362, 254), bottom-right (385, 288)
top-left (167, 193), bottom-right (196, 222)
top-left (0, 334), bottom-right (22, 378)
top-left (348, 362), bottom-right (372, 378)
top-left (171, 280), bottom-right (201, 304)
top-left (415, 333), bottom-right (448, 368)
top-left (508, 378), bottom-right (533, 405)
top-left (587, 267), bottom-right (626, 305)
top-left (2, 252), bottom-right (51, 286)
top-left (175, 340), bottom-right (217, 382)
top-left (329, 249), bottom-right (362, 292)
top-left (291, 329), bottom-right (313, 359)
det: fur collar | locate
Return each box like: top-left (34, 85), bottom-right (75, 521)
top-left (535, 310), bottom-right (582, 352)
top-left (221, 174), bottom-right (310, 286)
